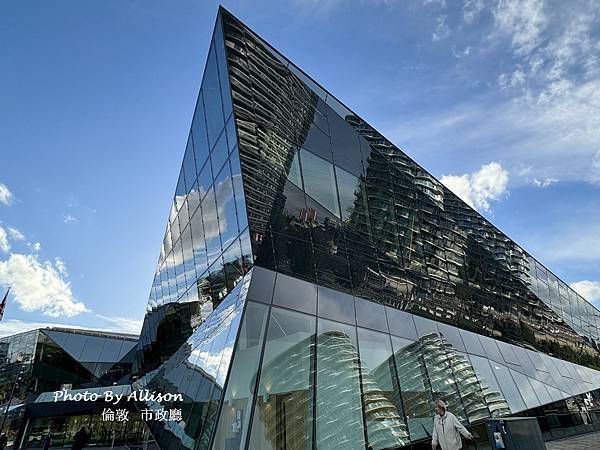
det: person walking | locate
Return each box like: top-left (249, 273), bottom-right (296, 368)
top-left (431, 400), bottom-right (473, 450)
top-left (71, 427), bottom-right (88, 450)
top-left (42, 433), bottom-right (52, 450)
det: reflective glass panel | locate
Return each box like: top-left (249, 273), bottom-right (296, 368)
top-left (335, 167), bottom-right (360, 221)
top-left (214, 161), bottom-right (238, 249)
top-left (225, 116), bottom-right (237, 152)
top-left (509, 369), bottom-right (539, 409)
top-left (210, 131), bottom-right (229, 181)
top-left (272, 272), bottom-right (317, 315)
top-left (436, 322), bottom-right (466, 352)
top-left (413, 315), bottom-right (439, 338)
top-left (197, 160), bottom-right (213, 199)
top-left (489, 362), bottom-right (527, 412)
top-left (214, 15), bottom-right (233, 120)
top-left (229, 150), bottom-right (248, 232)
top-left (248, 307), bottom-right (315, 450)
top-left (478, 335), bottom-right (504, 364)
top-left (355, 297), bottom-right (388, 332)
top-left (357, 328), bottom-right (409, 449)
top-left (317, 286), bottom-right (355, 324)
top-left (183, 134), bottom-right (197, 193)
top-left (190, 207), bottom-right (208, 276)
top-left (246, 267), bottom-right (275, 304)
top-left (212, 301), bottom-right (269, 450)
top-left (192, 90), bottom-right (209, 169)
top-left (202, 188), bottom-right (222, 266)
top-left (459, 330), bottom-right (485, 356)
top-left (527, 377), bottom-right (553, 406)
top-left (390, 335), bottom-right (431, 441)
top-left (316, 318), bottom-right (365, 450)
top-left (300, 149), bottom-right (340, 218)
top-left (301, 122), bottom-right (331, 161)
top-left (419, 334), bottom-right (468, 423)
top-left (203, 40), bottom-right (225, 148)
top-left (327, 106), bottom-right (364, 177)
top-left (468, 355), bottom-right (511, 417)
top-left (497, 341), bottom-right (520, 366)
top-left (385, 307), bottom-right (418, 340)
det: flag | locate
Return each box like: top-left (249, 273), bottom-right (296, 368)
top-left (0, 287), bottom-right (9, 322)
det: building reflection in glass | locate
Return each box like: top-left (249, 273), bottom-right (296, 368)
top-left (220, 8), bottom-right (600, 373)
top-left (132, 273), bottom-right (250, 449)
top-left (212, 300), bottom-right (510, 450)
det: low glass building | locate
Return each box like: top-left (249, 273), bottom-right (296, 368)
top-left (131, 7), bottom-right (600, 450)
top-left (0, 328), bottom-right (140, 448)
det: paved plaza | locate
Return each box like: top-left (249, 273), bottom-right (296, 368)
top-left (546, 431), bottom-right (600, 450)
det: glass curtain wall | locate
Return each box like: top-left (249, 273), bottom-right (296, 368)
top-left (0, 330), bottom-right (37, 447)
top-left (206, 266), bottom-right (600, 449)
top-left (136, 11), bottom-right (250, 378)
top-left (219, 7), bottom-right (600, 374)
top-left (133, 274), bottom-right (251, 450)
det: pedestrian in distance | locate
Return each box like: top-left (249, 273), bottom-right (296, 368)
top-left (71, 427), bottom-right (89, 450)
top-left (431, 399), bottom-right (474, 450)
top-left (42, 433), bottom-right (52, 450)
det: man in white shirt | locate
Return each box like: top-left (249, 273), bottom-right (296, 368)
top-left (432, 399), bottom-right (473, 450)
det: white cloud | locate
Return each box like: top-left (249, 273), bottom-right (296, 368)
top-left (387, 1), bottom-right (600, 187)
top-left (498, 67), bottom-right (526, 89)
top-left (0, 226), bottom-right (27, 253)
top-left (30, 242), bottom-right (41, 252)
top-left (452, 45), bottom-right (473, 59)
top-left (0, 183), bottom-right (13, 206)
top-left (532, 177), bottom-right (557, 188)
top-left (0, 227), bottom-right (9, 253)
top-left (463, 0), bottom-right (485, 24)
top-left (63, 214), bottom-right (78, 224)
top-left (542, 13), bottom-right (598, 87)
top-left (8, 227), bottom-right (25, 241)
top-left (54, 257), bottom-right (67, 277)
top-left (424, 0), bottom-right (447, 7)
top-left (388, 77), bottom-right (600, 185)
top-left (569, 280), bottom-right (600, 303)
top-left (0, 253), bottom-right (88, 317)
top-left (494, 0), bottom-right (547, 56)
top-left (441, 162), bottom-right (509, 213)
top-left (493, 2), bottom-right (600, 105)
top-left (432, 15), bottom-right (450, 41)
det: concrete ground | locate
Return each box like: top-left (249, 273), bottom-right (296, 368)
top-left (546, 430), bottom-right (600, 450)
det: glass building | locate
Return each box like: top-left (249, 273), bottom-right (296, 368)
top-left (135, 6), bottom-right (600, 450)
top-left (0, 328), bottom-right (140, 448)
top-left (7, 5), bottom-right (598, 449)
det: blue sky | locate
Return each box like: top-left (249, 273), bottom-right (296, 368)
top-left (1, 0), bottom-right (599, 337)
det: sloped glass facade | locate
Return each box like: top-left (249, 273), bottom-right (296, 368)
top-left (133, 273), bottom-right (249, 450)
top-left (135, 13), bottom-right (251, 380)
top-left (134, 7), bottom-right (600, 449)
